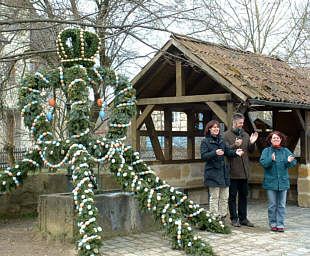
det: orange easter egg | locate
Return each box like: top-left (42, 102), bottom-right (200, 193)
top-left (49, 98), bottom-right (55, 107)
top-left (97, 98), bottom-right (103, 107)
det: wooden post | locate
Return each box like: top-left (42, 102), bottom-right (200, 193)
top-left (187, 110), bottom-right (195, 160)
top-left (176, 61), bottom-right (185, 96)
top-left (227, 101), bottom-right (233, 129)
top-left (145, 116), bottom-right (165, 161)
top-left (305, 111), bottom-right (310, 163)
top-left (164, 109), bottom-right (173, 160)
top-left (131, 112), bottom-right (140, 152)
top-left (307, 111), bottom-right (310, 163)
top-left (205, 102), bottom-right (228, 127)
top-left (272, 109), bottom-right (278, 130)
top-left (136, 105), bottom-right (155, 129)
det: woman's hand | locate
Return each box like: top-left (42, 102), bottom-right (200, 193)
top-left (288, 155), bottom-right (295, 163)
top-left (272, 152), bottom-right (276, 161)
top-left (236, 148), bottom-right (244, 157)
top-left (216, 149), bottom-right (224, 155)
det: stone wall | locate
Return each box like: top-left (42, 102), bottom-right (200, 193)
top-left (39, 192), bottom-right (157, 240)
top-left (0, 160), bottom-right (305, 218)
top-left (297, 164), bottom-right (310, 207)
top-left (0, 172), bottom-right (121, 217)
top-left (0, 173), bottom-right (67, 217)
top-left (149, 160), bottom-right (299, 204)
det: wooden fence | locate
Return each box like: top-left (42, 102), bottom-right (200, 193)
top-left (0, 148), bottom-right (33, 169)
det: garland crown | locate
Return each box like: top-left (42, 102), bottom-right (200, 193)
top-left (56, 28), bottom-right (101, 68)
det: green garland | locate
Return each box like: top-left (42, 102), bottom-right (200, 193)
top-left (56, 28), bottom-right (101, 68)
top-left (0, 28), bottom-right (230, 256)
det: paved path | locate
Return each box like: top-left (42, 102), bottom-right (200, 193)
top-left (100, 202), bottom-right (310, 256)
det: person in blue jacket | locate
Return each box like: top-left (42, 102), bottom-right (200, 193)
top-left (259, 131), bottom-right (296, 232)
top-left (201, 120), bottom-right (244, 222)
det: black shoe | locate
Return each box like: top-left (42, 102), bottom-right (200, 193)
top-left (231, 219), bottom-right (241, 227)
top-left (240, 219), bottom-right (254, 227)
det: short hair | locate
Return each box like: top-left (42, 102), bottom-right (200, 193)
top-left (204, 120), bottom-right (220, 137)
top-left (232, 113), bottom-right (245, 123)
top-left (266, 131), bottom-right (287, 146)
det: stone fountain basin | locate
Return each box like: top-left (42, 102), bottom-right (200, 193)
top-left (38, 190), bottom-right (158, 240)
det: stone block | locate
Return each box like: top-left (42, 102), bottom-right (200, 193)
top-left (98, 173), bottom-right (122, 191)
top-left (181, 165), bottom-right (190, 178)
top-left (185, 179), bottom-right (204, 186)
top-left (298, 164), bottom-right (310, 178)
top-left (298, 193), bottom-right (310, 208)
top-left (156, 166), bottom-right (181, 180)
top-left (0, 172), bottom-right (125, 217)
top-left (297, 178), bottom-right (310, 193)
top-left (187, 188), bottom-right (209, 205)
top-left (38, 192), bottom-right (159, 240)
top-left (190, 165), bottom-right (204, 178)
top-left (38, 193), bottom-right (75, 239)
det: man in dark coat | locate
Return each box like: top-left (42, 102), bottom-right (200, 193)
top-left (223, 113), bottom-right (258, 227)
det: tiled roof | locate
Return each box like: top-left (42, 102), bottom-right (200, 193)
top-left (173, 34), bottom-right (310, 105)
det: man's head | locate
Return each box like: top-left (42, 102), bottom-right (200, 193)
top-left (232, 113), bottom-right (244, 130)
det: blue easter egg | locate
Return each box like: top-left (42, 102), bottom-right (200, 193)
top-left (99, 110), bottom-right (105, 119)
top-left (47, 113), bottom-right (53, 121)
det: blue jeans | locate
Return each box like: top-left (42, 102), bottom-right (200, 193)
top-left (267, 190), bottom-right (287, 228)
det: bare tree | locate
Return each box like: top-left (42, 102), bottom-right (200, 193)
top-left (191, 0), bottom-right (310, 64)
top-left (0, 0), bottom-right (310, 159)
top-left (0, 0), bottom-right (203, 141)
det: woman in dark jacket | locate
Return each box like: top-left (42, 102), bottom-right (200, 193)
top-left (200, 120), bottom-right (243, 221)
top-left (260, 131), bottom-right (296, 232)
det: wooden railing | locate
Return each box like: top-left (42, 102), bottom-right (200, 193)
top-left (0, 148), bottom-right (34, 169)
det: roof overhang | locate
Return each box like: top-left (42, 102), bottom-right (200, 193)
top-left (249, 99), bottom-right (310, 110)
top-left (131, 40), bottom-right (174, 86)
top-left (171, 39), bottom-right (248, 102)
top-left (131, 38), bottom-right (248, 103)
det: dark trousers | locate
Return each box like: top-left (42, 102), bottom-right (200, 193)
top-left (229, 179), bottom-right (248, 221)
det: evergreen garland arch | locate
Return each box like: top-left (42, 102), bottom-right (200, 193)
top-left (0, 28), bottom-right (230, 256)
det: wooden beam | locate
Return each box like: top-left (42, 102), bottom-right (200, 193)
top-left (295, 109), bottom-right (305, 130)
top-left (140, 130), bottom-right (204, 137)
top-left (205, 102), bottom-right (228, 127)
top-left (164, 109), bottom-right (173, 160)
top-left (307, 111), bottom-right (310, 163)
top-left (136, 104), bottom-right (155, 130)
top-left (131, 113), bottom-right (140, 152)
top-left (176, 61), bottom-right (185, 96)
top-left (187, 110), bottom-right (195, 160)
top-left (171, 40), bottom-right (248, 102)
top-left (144, 116), bottom-right (165, 161)
top-left (227, 101), bottom-right (233, 129)
top-left (137, 94), bottom-right (231, 105)
top-left (248, 112), bottom-right (258, 132)
top-left (300, 111), bottom-right (310, 163)
top-left (147, 103), bottom-right (208, 112)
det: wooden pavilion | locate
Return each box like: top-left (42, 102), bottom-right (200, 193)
top-left (131, 34), bottom-right (310, 164)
